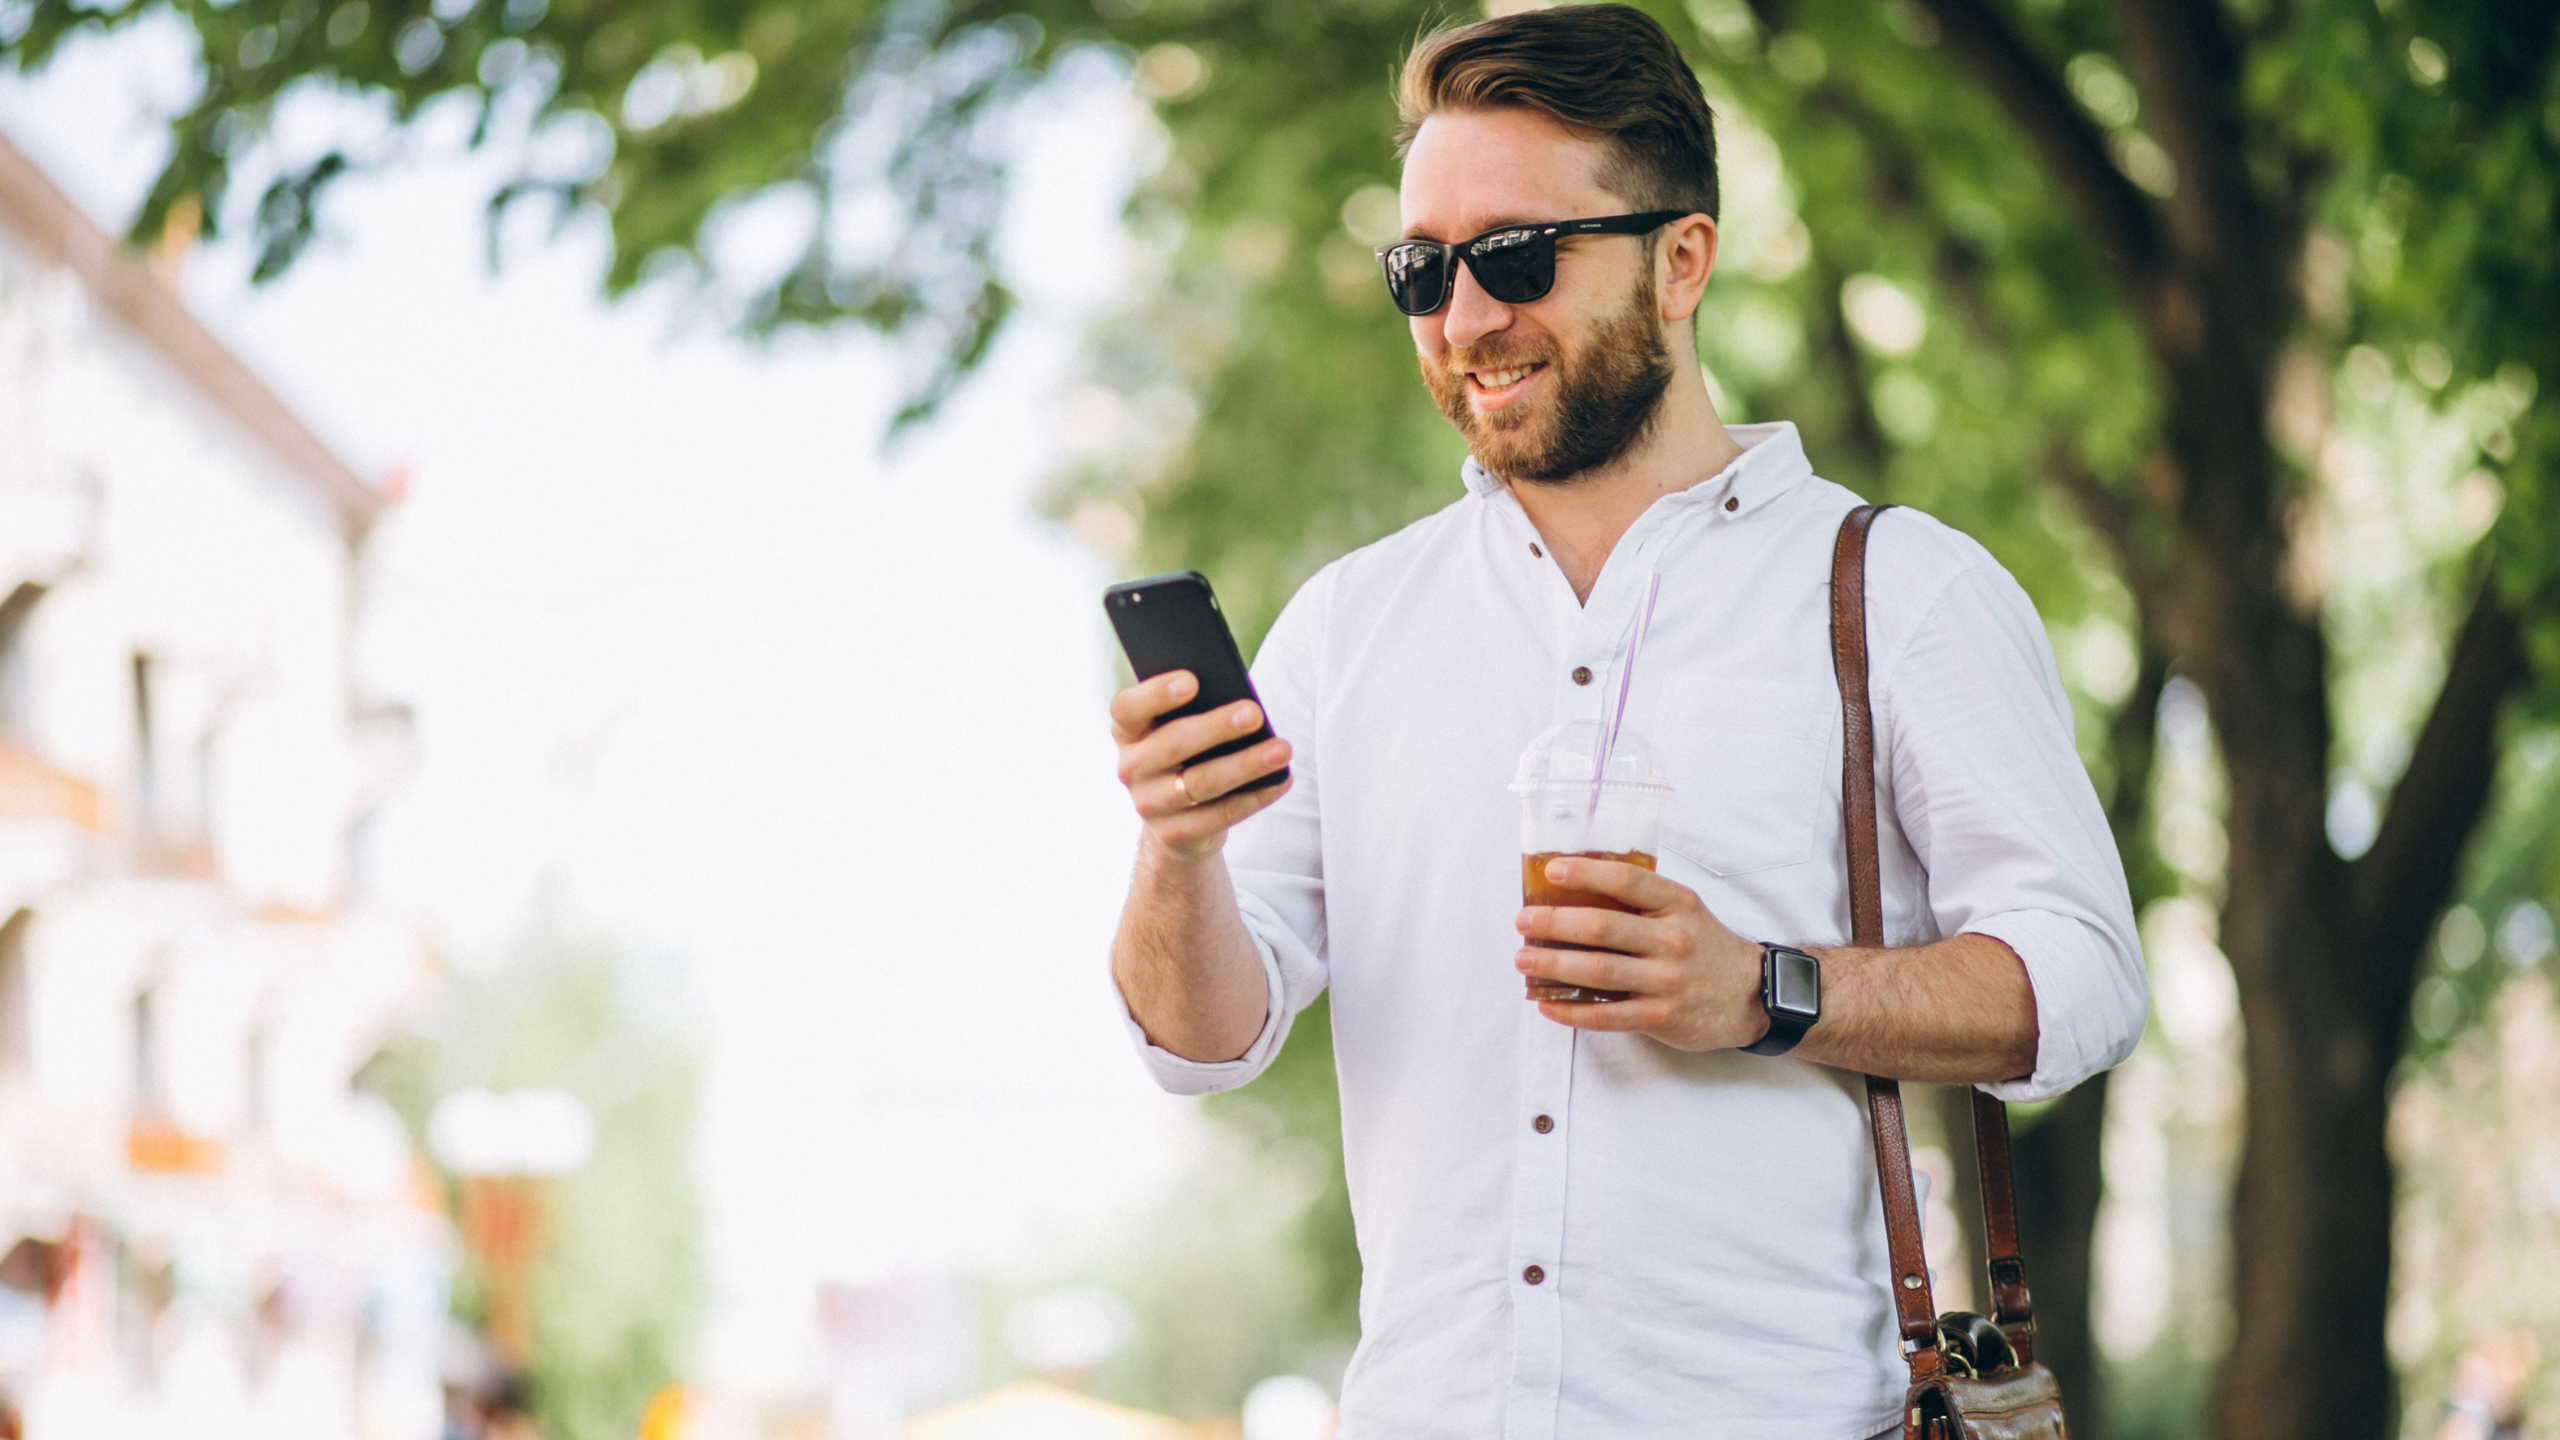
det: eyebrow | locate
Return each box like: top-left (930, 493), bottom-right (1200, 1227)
top-left (1398, 215), bottom-right (1547, 243)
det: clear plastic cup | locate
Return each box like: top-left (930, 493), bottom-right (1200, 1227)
top-left (1511, 722), bottom-right (1673, 1004)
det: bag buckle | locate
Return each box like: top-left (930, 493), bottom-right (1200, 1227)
top-left (1933, 1311), bottom-right (2018, 1379)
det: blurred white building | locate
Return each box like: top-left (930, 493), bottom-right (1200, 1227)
top-left (0, 133), bottom-right (446, 1438)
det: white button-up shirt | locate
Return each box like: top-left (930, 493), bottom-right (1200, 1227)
top-left (1120, 423), bottom-right (2146, 1439)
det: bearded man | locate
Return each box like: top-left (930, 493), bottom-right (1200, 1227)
top-left (1103, 7), bottom-right (2146, 1436)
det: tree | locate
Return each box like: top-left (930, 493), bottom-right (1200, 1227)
top-left (21, 1), bottom-right (2555, 1435)
top-left (1876, 7), bottom-right (2554, 1436)
top-left (361, 921), bottom-right (708, 1440)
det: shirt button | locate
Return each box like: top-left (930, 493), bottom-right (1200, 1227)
top-left (1725, 496), bottom-right (1739, 512)
top-left (1529, 542), bottom-right (1543, 558)
top-left (1570, 666), bottom-right (1592, 686)
top-left (1533, 1114), bottom-right (1554, 1134)
top-left (1523, 1265), bottom-right (1546, 1285)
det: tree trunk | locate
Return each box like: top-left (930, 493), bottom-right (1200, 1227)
top-left (2214, 953), bottom-right (2398, 1436)
top-left (2132, 142), bottom-right (2394, 1435)
top-left (1917, 1084), bottom-right (1987, 1314)
top-left (2211, 577), bottom-right (2525, 1437)
top-left (2156, 263), bottom-right (2399, 1440)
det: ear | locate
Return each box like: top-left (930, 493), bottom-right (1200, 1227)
top-left (1657, 214), bottom-right (1718, 323)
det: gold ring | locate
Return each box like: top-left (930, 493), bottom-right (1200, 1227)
top-left (1174, 770), bottom-right (1193, 806)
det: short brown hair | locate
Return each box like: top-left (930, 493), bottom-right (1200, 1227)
top-left (1397, 4), bottom-right (1718, 223)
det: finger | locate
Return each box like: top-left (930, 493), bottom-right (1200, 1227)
top-left (1203, 771), bottom-right (1293, 829)
top-left (1132, 769), bottom-right (1201, 821)
top-left (1538, 995), bottom-right (1680, 1032)
top-left (1107, 670), bottom-right (1199, 741)
top-left (1145, 774), bottom-right (1293, 849)
top-left (1169, 738), bottom-right (1293, 807)
top-left (1514, 944), bottom-right (1673, 996)
top-left (1517, 904), bottom-right (1666, 957)
top-left (1117, 700), bottom-right (1267, 789)
top-left (1540, 856), bottom-right (1693, 913)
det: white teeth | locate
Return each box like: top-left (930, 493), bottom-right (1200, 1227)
top-left (1474, 365), bottom-right (1535, 389)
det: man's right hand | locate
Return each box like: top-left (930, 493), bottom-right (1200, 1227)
top-left (1110, 671), bottom-right (1294, 861)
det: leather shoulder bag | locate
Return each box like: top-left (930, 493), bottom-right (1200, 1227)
top-left (1830, 505), bottom-right (2072, 1440)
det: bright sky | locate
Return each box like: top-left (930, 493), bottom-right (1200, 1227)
top-left (0, 20), bottom-right (1192, 1391)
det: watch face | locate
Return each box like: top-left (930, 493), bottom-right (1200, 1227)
top-left (1771, 949), bottom-right (1821, 1018)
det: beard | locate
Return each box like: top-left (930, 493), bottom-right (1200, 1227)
top-left (1421, 266), bottom-right (1675, 485)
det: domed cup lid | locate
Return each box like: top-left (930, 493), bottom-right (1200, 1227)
top-left (1511, 720), bottom-right (1668, 791)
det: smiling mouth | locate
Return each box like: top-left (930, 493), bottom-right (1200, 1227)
top-left (1469, 362), bottom-right (1546, 394)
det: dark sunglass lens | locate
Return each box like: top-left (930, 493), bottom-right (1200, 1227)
top-left (1465, 229), bottom-right (1553, 304)
top-left (1381, 243), bottom-right (1449, 315)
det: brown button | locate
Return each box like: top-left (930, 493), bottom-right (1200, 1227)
top-left (1570, 666), bottom-right (1593, 686)
top-left (1724, 496), bottom-right (1739, 512)
top-left (1529, 542), bottom-right (1543, 557)
top-left (1523, 1265), bottom-right (1546, 1285)
top-left (1533, 1114), bottom-right (1554, 1134)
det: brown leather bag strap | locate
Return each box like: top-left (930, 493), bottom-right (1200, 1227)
top-left (1863, 1072), bottom-right (1940, 1363)
top-left (1830, 505), bottom-right (2041, 1375)
top-left (1973, 1089), bottom-right (2036, 1348)
top-left (1831, 506), bottom-right (1890, 955)
top-left (1830, 506), bottom-right (1939, 1366)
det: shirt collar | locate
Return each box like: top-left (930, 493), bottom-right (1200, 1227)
top-left (1460, 421), bottom-right (1815, 519)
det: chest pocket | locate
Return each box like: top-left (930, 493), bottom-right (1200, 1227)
top-left (1655, 697), bottom-right (1830, 877)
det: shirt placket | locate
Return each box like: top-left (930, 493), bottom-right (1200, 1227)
top-left (1501, 546), bottom-right (1657, 1440)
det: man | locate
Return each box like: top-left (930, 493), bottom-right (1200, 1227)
top-left (1105, 7), bottom-right (2146, 1437)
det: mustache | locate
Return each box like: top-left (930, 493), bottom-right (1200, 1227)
top-left (1433, 339), bottom-right (1557, 374)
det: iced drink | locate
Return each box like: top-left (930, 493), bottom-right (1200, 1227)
top-left (1512, 723), bottom-right (1672, 1004)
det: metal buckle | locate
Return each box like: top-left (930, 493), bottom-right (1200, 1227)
top-left (1933, 1311), bottom-right (2016, 1378)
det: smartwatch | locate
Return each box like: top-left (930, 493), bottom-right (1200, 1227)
top-left (1742, 945), bottom-right (1821, 1056)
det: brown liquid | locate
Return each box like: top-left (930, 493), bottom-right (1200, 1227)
top-left (1520, 850), bottom-right (1655, 1003)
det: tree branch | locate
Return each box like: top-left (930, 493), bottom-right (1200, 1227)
top-left (1800, 55), bottom-right (2182, 870)
top-left (1810, 253), bottom-right (1891, 479)
top-left (1803, 85), bottom-right (2005, 344)
top-left (2112, 0), bottom-right (2292, 368)
top-left (2108, 644), bottom-right (2170, 845)
top-left (2046, 443), bottom-right (2177, 621)
top-left (2348, 578), bottom-right (2527, 1004)
top-left (2046, 444), bottom-right (2136, 553)
top-left (1911, 0), bottom-right (2167, 296)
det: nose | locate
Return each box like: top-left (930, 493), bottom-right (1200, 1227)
top-left (1439, 260), bottom-right (1513, 352)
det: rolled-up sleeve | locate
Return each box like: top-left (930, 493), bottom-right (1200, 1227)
top-left (1876, 550), bottom-right (2149, 1102)
top-left (1116, 574), bottom-right (1334, 1096)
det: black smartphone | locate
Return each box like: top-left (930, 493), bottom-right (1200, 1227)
top-left (1102, 570), bottom-right (1288, 795)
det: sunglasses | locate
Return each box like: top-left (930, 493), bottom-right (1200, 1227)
top-left (1375, 211), bottom-right (1688, 316)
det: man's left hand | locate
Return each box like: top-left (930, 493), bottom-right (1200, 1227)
top-left (1515, 857), bottom-right (1769, 1051)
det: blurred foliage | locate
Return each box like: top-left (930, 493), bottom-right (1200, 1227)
top-left (360, 918), bottom-right (707, 1440)
top-left (2405, 728), bottom-right (2560, 1063)
top-left (1201, 993), bottom-right (1356, 1339)
top-left (3, 0), bottom-right (1053, 420)
top-left (2387, 968), bottom-right (2560, 1436)
top-left (1073, 0), bottom-right (2559, 662)
top-left (3, 0), bottom-right (2546, 622)
top-left (981, 1005), bottom-right (1350, 1414)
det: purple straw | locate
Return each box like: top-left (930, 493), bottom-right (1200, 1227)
top-left (1588, 571), bottom-right (1663, 819)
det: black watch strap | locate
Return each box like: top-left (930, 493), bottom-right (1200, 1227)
top-left (1743, 945), bottom-right (1820, 1056)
